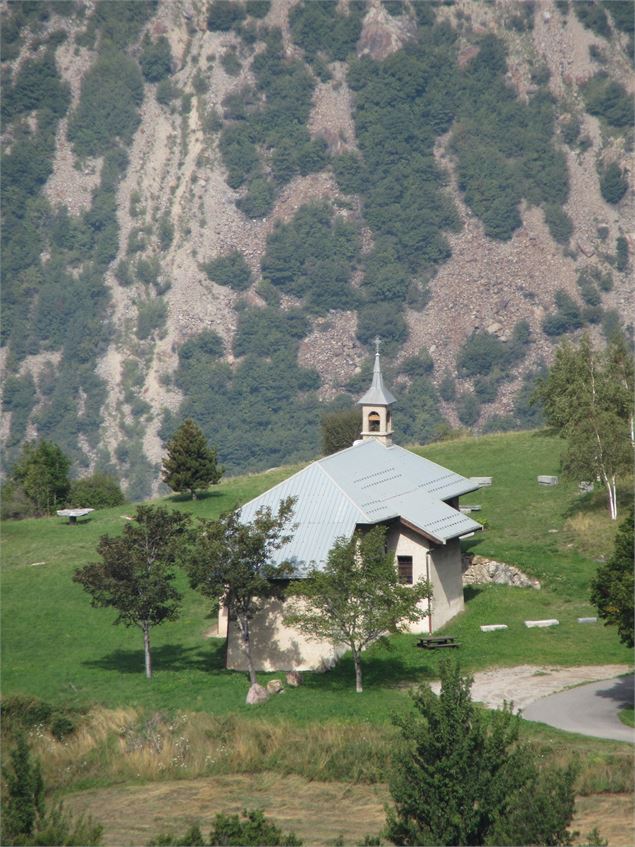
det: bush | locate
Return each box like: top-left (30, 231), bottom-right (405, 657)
top-left (156, 78), bottom-right (180, 106)
top-left (357, 302), bottom-right (408, 348)
top-left (69, 473), bottom-right (125, 508)
top-left (221, 48), bottom-right (242, 77)
top-left (246, 0), bottom-right (271, 19)
top-left (237, 176), bottom-right (275, 218)
top-left (456, 332), bottom-right (507, 378)
top-left (203, 251), bottom-right (252, 290)
top-left (599, 162), bottom-right (628, 204)
top-left (439, 373), bottom-right (456, 402)
top-left (179, 330), bottom-right (224, 365)
top-left (321, 408), bottom-right (363, 455)
top-left (140, 35), bottom-right (172, 83)
top-left (544, 204), bottom-right (573, 244)
top-left (262, 204), bottom-right (359, 313)
top-left (456, 391), bottom-right (481, 427)
top-left (68, 50), bottom-right (144, 157)
top-left (574, 0), bottom-right (610, 37)
top-left (207, 1), bottom-right (246, 31)
top-left (615, 235), bottom-right (629, 272)
top-left (542, 289), bottom-right (583, 336)
top-left (584, 75), bottom-right (634, 128)
top-left (136, 299), bottom-right (167, 340)
top-left (290, 0), bottom-right (365, 63)
top-left (234, 307), bottom-right (310, 357)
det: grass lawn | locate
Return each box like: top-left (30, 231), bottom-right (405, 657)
top-left (618, 707), bottom-right (634, 728)
top-left (1, 431), bottom-right (632, 721)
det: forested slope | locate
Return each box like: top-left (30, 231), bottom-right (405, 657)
top-left (1, 0), bottom-right (633, 498)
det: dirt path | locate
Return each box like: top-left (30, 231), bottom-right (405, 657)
top-left (430, 664), bottom-right (632, 711)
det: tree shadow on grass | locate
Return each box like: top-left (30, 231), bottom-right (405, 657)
top-left (84, 641), bottom-right (227, 675)
top-left (301, 644), bottom-right (438, 694)
top-left (167, 490), bottom-right (224, 504)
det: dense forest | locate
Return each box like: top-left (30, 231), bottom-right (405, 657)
top-left (1, 0), bottom-right (632, 496)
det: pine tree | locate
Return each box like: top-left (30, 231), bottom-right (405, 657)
top-left (1, 732), bottom-right (45, 842)
top-left (386, 661), bottom-right (577, 846)
top-left (161, 419), bottom-right (223, 500)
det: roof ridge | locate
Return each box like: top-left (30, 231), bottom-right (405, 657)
top-left (237, 461), bottom-right (320, 513)
top-left (316, 459), bottom-right (371, 522)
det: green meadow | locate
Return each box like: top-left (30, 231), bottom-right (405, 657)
top-left (2, 431), bottom-right (632, 722)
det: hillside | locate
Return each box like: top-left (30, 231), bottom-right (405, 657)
top-left (1, 0), bottom-right (633, 498)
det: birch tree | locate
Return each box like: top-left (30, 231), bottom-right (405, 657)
top-left (73, 506), bottom-right (190, 679)
top-left (185, 498), bottom-right (295, 686)
top-left (284, 526), bottom-right (431, 693)
top-left (534, 334), bottom-right (633, 520)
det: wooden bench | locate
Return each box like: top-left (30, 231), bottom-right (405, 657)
top-left (416, 636), bottom-right (460, 650)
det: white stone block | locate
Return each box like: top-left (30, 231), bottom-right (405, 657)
top-left (470, 477), bottom-right (492, 486)
top-left (480, 624), bottom-right (508, 632)
top-left (524, 619), bottom-right (559, 628)
top-left (577, 617), bottom-right (597, 624)
top-left (537, 475), bottom-right (559, 485)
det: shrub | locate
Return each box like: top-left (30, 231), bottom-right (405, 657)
top-left (542, 290), bottom-right (583, 336)
top-left (262, 204), bottom-right (359, 313)
top-left (140, 35), bottom-right (172, 83)
top-left (234, 307), bottom-right (310, 357)
top-left (289, 0), bottom-right (365, 63)
top-left (615, 235), bottom-right (629, 272)
top-left (136, 299), bottom-right (167, 340)
top-left (237, 176), bottom-right (275, 218)
top-left (584, 75), bottom-right (633, 128)
top-left (544, 204), bottom-right (573, 244)
top-left (456, 332), bottom-right (507, 378)
top-left (473, 375), bottom-right (501, 404)
top-left (202, 251), bottom-right (252, 290)
top-left (574, 0), bottom-right (610, 38)
top-left (246, 0), bottom-right (271, 19)
top-left (456, 391), bottom-right (481, 427)
top-left (207, 1), bottom-right (246, 31)
top-left (357, 302), bottom-right (408, 348)
top-left (179, 330), bottom-right (224, 365)
top-left (68, 50), bottom-right (144, 157)
top-left (321, 408), bottom-right (363, 455)
top-left (69, 472), bottom-right (125, 508)
top-left (156, 78), bottom-right (179, 106)
top-left (599, 162), bottom-right (628, 204)
top-left (221, 48), bottom-right (242, 77)
top-left (439, 373), bottom-right (456, 402)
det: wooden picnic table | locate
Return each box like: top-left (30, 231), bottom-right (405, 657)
top-left (416, 635), bottom-right (460, 649)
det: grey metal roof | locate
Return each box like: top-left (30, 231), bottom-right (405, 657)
top-left (357, 352), bottom-right (396, 406)
top-left (239, 439), bottom-right (482, 573)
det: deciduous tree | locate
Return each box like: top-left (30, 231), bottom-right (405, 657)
top-left (73, 506), bottom-right (190, 679)
top-left (320, 407), bottom-right (362, 455)
top-left (11, 440), bottom-right (71, 515)
top-left (386, 661), bottom-right (577, 846)
top-left (533, 334), bottom-right (633, 519)
top-left (590, 506), bottom-right (634, 647)
top-left (284, 526), bottom-right (431, 693)
top-left (162, 419), bottom-right (224, 500)
top-left (185, 498), bottom-right (295, 686)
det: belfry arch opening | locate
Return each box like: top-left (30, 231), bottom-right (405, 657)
top-left (368, 411), bottom-right (381, 432)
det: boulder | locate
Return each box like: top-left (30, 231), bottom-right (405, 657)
top-left (285, 671), bottom-right (303, 687)
top-left (246, 683), bottom-right (269, 705)
top-left (266, 679), bottom-right (284, 695)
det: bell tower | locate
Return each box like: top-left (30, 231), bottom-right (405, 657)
top-left (357, 338), bottom-right (396, 446)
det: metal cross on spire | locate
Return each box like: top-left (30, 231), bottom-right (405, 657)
top-left (374, 336), bottom-right (382, 355)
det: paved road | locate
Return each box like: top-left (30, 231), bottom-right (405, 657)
top-left (522, 674), bottom-right (634, 743)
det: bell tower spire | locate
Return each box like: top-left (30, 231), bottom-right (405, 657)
top-left (357, 338), bottom-right (396, 446)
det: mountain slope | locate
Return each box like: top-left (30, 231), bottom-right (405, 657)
top-left (1, 0), bottom-right (632, 498)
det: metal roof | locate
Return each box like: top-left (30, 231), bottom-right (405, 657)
top-left (239, 439), bottom-right (482, 573)
top-left (357, 352), bottom-right (396, 406)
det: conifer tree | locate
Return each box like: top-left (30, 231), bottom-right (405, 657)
top-left (162, 419), bottom-right (223, 500)
top-left (591, 506), bottom-right (634, 647)
top-left (386, 661), bottom-right (577, 846)
top-left (1, 732), bottom-right (45, 842)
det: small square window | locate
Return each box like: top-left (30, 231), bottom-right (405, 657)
top-left (398, 555), bottom-right (413, 584)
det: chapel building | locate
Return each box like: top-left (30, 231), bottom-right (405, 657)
top-left (222, 348), bottom-right (482, 672)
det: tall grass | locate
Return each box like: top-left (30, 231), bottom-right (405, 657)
top-left (23, 707), bottom-right (633, 798)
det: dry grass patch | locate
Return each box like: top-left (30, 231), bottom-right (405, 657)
top-left (572, 794), bottom-right (635, 846)
top-left (65, 773), bottom-right (388, 847)
top-left (64, 775), bottom-right (635, 847)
